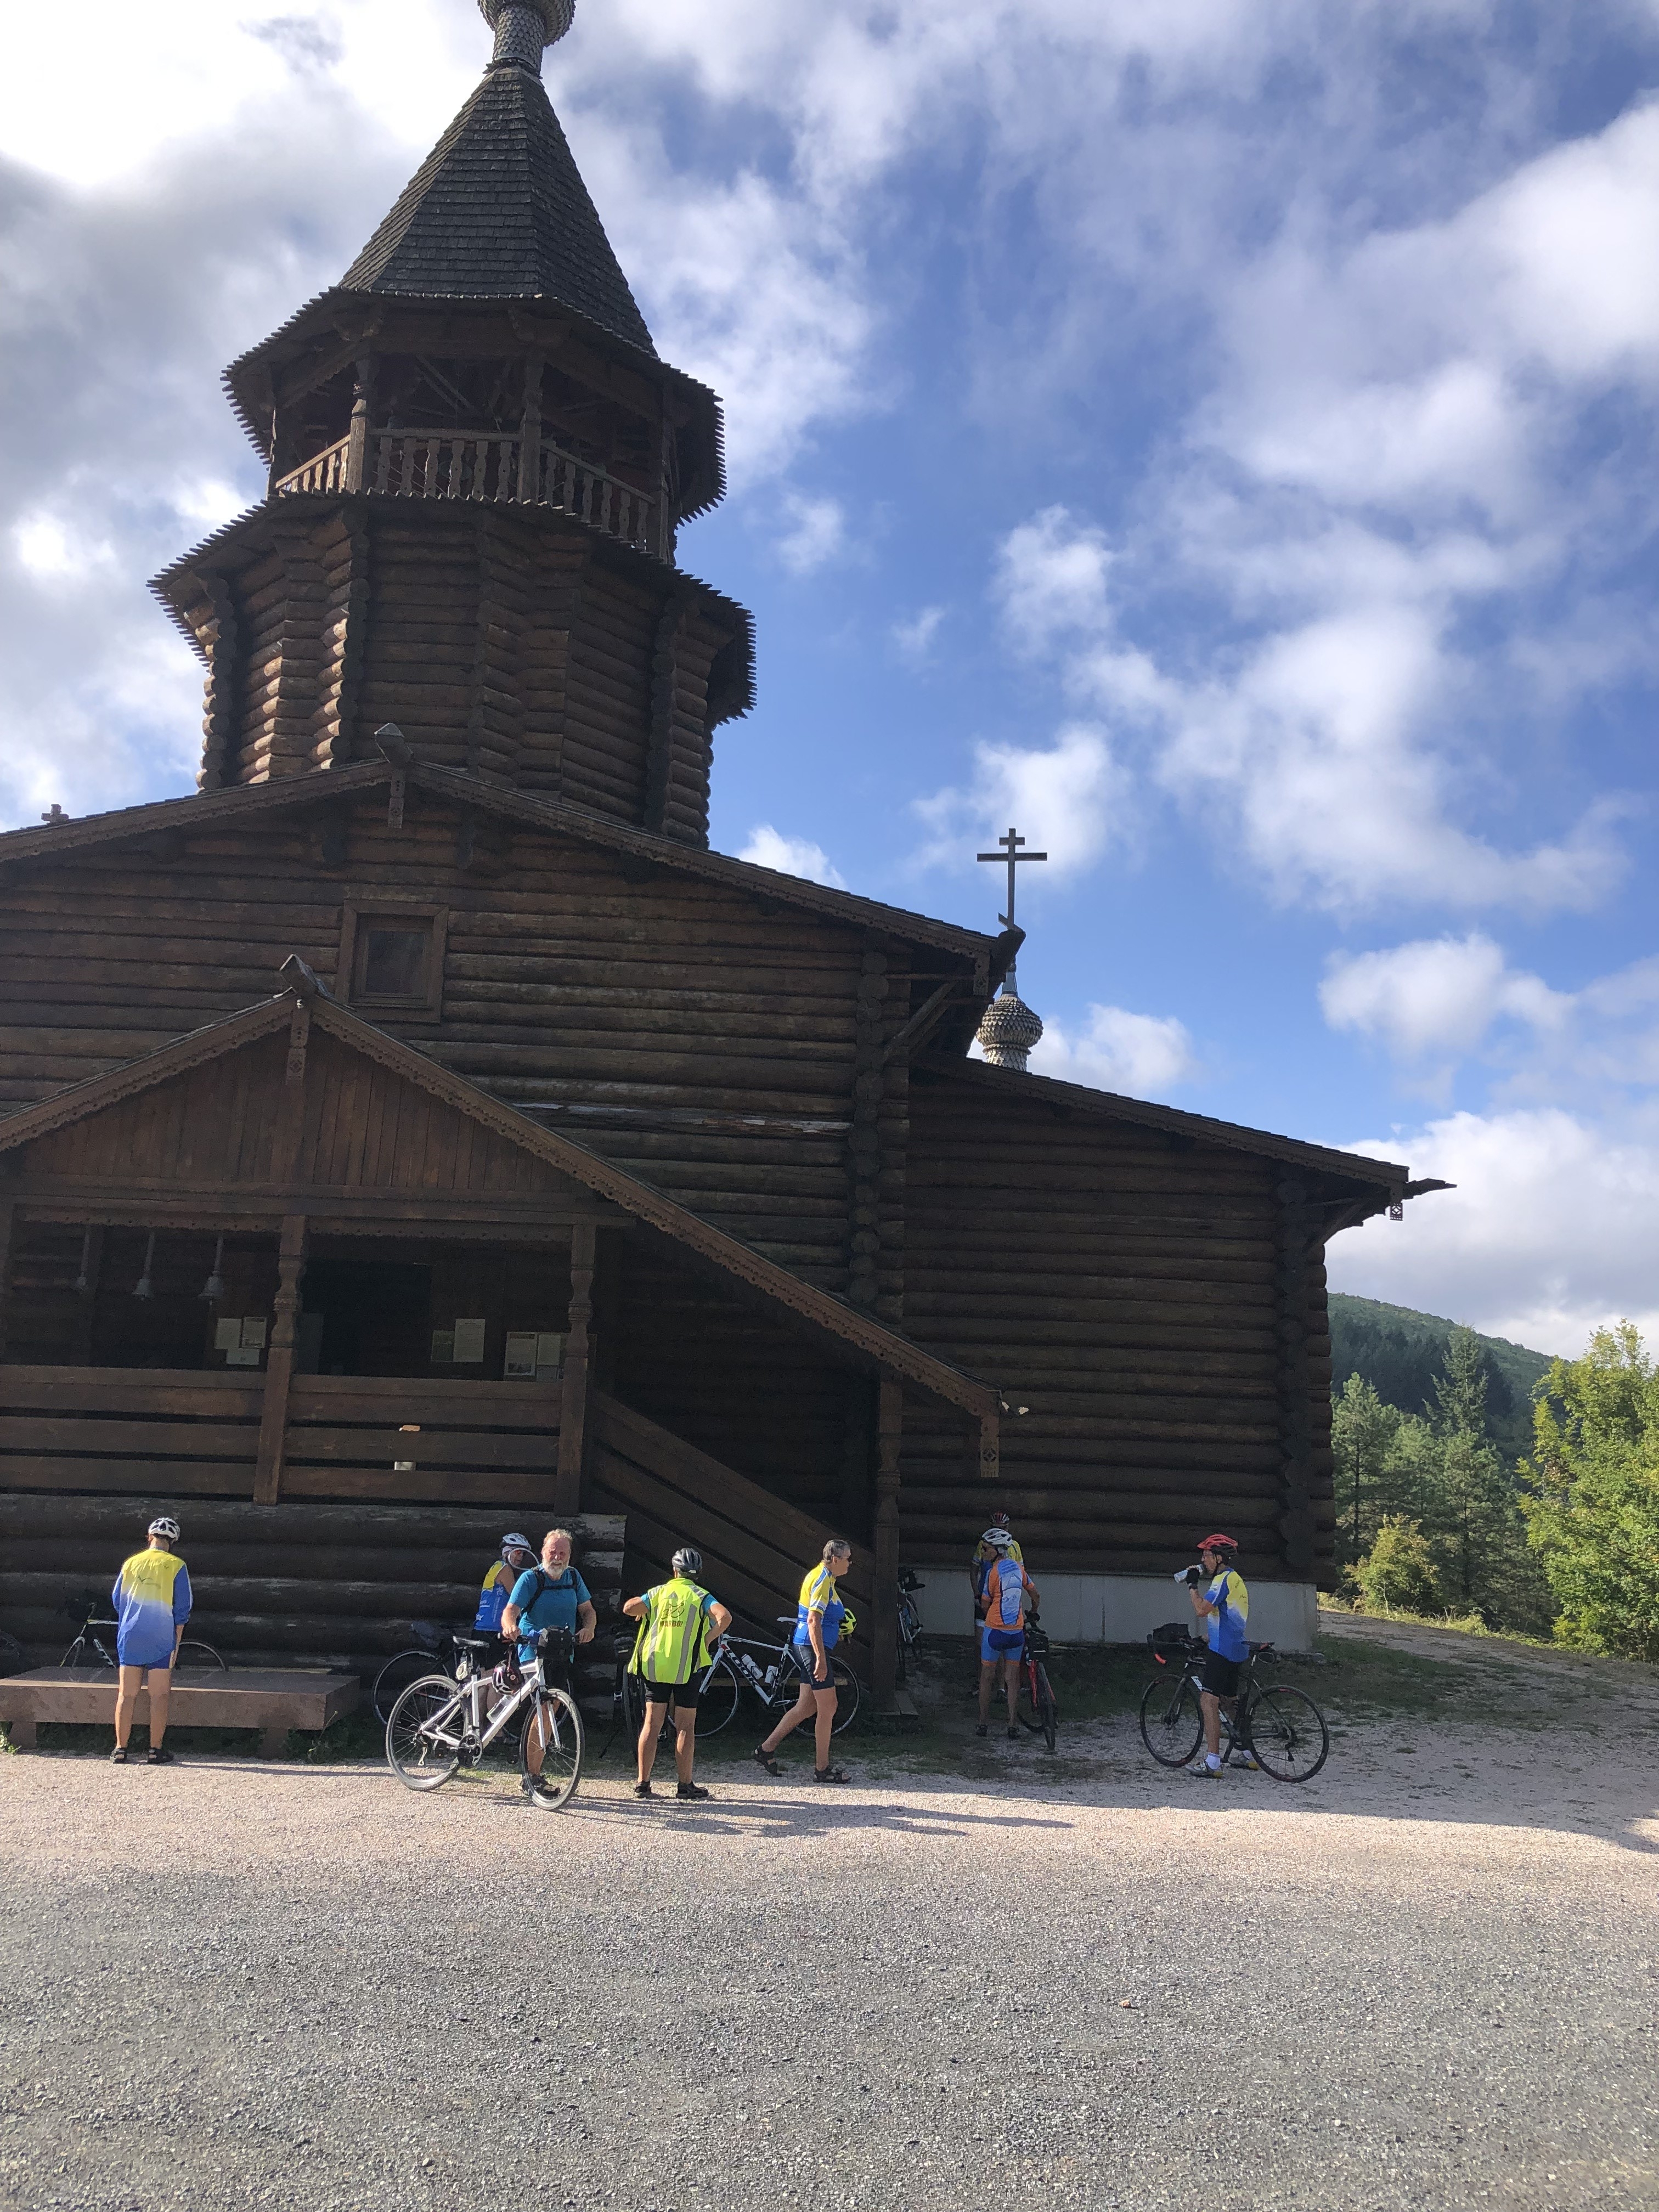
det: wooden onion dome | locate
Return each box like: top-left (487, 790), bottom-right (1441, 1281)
top-left (976, 976), bottom-right (1044, 1073)
top-left (150, 0), bottom-right (752, 845)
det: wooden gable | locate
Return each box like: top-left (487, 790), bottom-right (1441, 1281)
top-left (13, 1013), bottom-right (596, 1227)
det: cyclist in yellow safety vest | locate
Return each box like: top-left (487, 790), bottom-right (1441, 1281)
top-left (622, 1547), bottom-right (731, 1802)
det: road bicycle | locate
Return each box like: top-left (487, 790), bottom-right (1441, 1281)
top-left (385, 1627), bottom-right (583, 1810)
top-left (373, 1620), bottom-right (493, 1724)
top-left (896, 1569), bottom-right (924, 1684)
top-left (1138, 1633), bottom-right (1329, 1781)
top-left (619, 1620), bottom-right (861, 1746)
top-left (1013, 1612), bottom-right (1058, 1751)
top-left (60, 1594), bottom-right (226, 1674)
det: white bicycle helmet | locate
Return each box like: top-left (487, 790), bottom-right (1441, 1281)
top-left (501, 1531), bottom-right (534, 1560)
top-left (981, 1527), bottom-right (1013, 1551)
top-left (149, 1515), bottom-right (181, 1543)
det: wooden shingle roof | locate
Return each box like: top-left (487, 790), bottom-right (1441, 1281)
top-left (340, 60), bottom-right (653, 353)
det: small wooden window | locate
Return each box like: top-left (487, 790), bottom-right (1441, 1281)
top-left (339, 901), bottom-right (447, 1021)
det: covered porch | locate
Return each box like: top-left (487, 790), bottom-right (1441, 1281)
top-left (0, 967), bottom-right (1000, 1700)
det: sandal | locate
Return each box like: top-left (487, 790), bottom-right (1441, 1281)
top-left (813, 1764), bottom-right (851, 1785)
top-left (752, 1744), bottom-right (782, 1776)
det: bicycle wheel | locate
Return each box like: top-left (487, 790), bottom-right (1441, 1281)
top-left (830, 1654), bottom-right (860, 1735)
top-left (520, 1686), bottom-right (584, 1811)
top-left (695, 1657), bottom-right (741, 1737)
top-left (1036, 1663), bottom-right (1058, 1753)
top-left (1139, 1675), bottom-right (1203, 1767)
top-left (174, 1640), bottom-right (227, 1674)
top-left (374, 1647), bottom-right (449, 1724)
top-left (1246, 1684), bottom-right (1329, 1782)
top-left (386, 1675), bottom-right (464, 1791)
top-left (60, 1636), bottom-right (110, 1671)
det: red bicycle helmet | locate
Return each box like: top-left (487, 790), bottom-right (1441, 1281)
top-left (1198, 1533), bottom-right (1239, 1554)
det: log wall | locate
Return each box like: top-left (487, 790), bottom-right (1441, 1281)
top-left (190, 504), bottom-right (742, 845)
top-left (0, 798), bottom-right (924, 1295)
top-left (899, 1069), bottom-right (1337, 1582)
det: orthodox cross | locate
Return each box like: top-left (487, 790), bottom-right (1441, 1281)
top-left (40, 804), bottom-right (67, 826)
top-left (976, 826), bottom-right (1047, 932)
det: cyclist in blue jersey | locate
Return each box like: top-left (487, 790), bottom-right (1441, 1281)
top-left (501, 1528), bottom-right (596, 1666)
top-left (501, 1527), bottom-right (597, 1798)
top-left (475, 1532), bottom-right (536, 1634)
top-left (976, 1530), bottom-right (1039, 1740)
top-left (752, 1537), bottom-right (854, 1785)
top-left (110, 1516), bottom-right (193, 1765)
top-left (1186, 1533), bottom-right (1253, 1779)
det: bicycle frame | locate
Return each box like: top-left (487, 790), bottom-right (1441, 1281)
top-left (415, 1659), bottom-right (548, 1759)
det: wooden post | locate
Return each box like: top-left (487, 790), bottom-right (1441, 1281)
top-left (978, 1407), bottom-right (1000, 1483)
top-left (871, 1375), bottom-right (903, 1709)
top-left (554, 1218), bottom-right (596, 1514)
top-left (0, 1198), bottom-right (15, 1364)
top-left (344, 356), bottom-right (374, 493)
top-left (517, 351), bottom-right (544, 503)
top-left (252, 1214), bottom-right (307, 1506)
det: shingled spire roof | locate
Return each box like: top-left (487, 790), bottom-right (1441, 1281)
top-left (339, 0), bottom-right (654, 355)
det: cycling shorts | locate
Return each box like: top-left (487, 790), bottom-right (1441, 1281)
top-left (637, 1674), bottom-right (699, 1710)
top-left (788, 1642), bottom-right (836, 1691)
top-left (1201, 1651), bottom-right (1243, 1698)
top-left (981, 1626), bottom-right (1024, 1662)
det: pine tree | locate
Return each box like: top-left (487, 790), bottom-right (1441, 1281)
top-left (1329, 1374), bottom-right (1402, 1577)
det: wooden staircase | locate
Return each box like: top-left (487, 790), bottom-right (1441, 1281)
top-left (585, 1390), bottom-right (872, 1669)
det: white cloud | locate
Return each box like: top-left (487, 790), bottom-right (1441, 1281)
top-left (1030, 1004), bottom-right (1201, 1097)
top-left (1321, 934), bottom-right (1572, 1062)
top-left (1328, 1105), bottom-right (1659, 1355)
top-left (911, 723), bottom-right (1132, 878)
top-left (773, 493), bottom-right (848, 576)
top-left (891, 605), bottom-right (945, 662)
top-left (992, 507), bottom-right (1627, 917)
top-left (1320, 935), bottom-right (1659, 1103)
top-left (737, 823), bottom-right (847, 888)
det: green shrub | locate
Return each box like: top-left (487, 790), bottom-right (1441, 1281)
top-left (1351, 1517), bottom-right (1445, 1616)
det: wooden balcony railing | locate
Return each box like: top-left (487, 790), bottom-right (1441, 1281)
top-left (274, 428), bottom-right (663, 555)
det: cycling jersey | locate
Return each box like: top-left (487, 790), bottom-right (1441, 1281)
top-left (111, 1548), bottom-right (191, 1670)
top-left (628, 1576), bottom-right (718, 1685)
top-left (972, 1537), bottom-right (1023, 1609)
top-left (793, 1563), bottom-right (846, 1651)
top-left (473, 1560), bottom-right (515, 1634)
top-left (508, 1565), bottom-right (591, 1665)
top-left (1204, 1569), bottom-right (1250, 1662)
top-left (983, 1558), bottom-right (1030, 1633)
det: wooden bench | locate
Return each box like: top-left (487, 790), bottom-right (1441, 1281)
top-left (0, 1667), bottom-right (360, 1756)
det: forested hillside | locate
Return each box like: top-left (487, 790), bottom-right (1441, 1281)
top-left (1329, 1294), bottom-right (1555, 1458)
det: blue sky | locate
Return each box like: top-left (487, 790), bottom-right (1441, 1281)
top-left (3, 0), bottom-right (1658, 1355)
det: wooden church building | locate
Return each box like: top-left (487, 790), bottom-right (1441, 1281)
top-left (0, 0), bottom-right (1434, 1690)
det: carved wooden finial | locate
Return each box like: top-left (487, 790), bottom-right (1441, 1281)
top-left (374, 723), bottom-right (411, 766)
top-left (279, 955), bottom-right (325, 1001)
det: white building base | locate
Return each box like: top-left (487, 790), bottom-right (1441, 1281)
top-left (915, 1570), bottom-right (1320, 1652)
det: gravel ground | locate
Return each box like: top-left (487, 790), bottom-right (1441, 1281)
top-left (3, 1624), bottom-right (1657, 2212)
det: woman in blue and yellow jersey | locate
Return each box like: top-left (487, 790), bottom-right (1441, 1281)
top-left (110, 1516), bottom-right (193, 1765)
top-left (752, 1537), bottom-right (854, 1785)
top-left (475, 1532), bottom-right (536, 1635)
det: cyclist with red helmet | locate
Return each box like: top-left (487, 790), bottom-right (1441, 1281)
top-left (1185, 1534), bottom-right (1253, 1779)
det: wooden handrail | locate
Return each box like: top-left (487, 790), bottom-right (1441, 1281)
top-left (273, 428), bottom-right (660, 552)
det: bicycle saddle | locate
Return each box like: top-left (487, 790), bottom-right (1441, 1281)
top-left (451, 1630), bottom-right (499, 1652)
top-left (1248, 1640), bottom-right (1274, 1657)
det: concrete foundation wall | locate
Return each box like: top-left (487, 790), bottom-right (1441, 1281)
top-left (914, 1568), bottom-right (1319, 1652)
